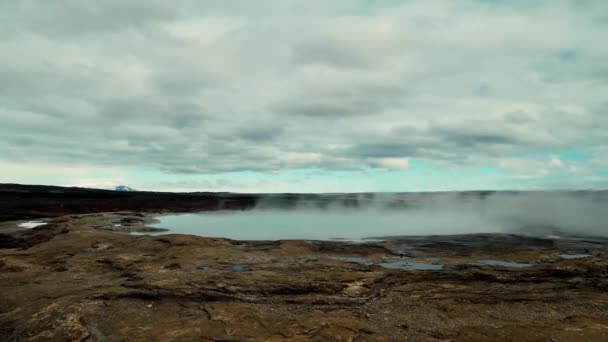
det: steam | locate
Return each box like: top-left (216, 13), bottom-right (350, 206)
top-left (251, 191), bottom-right (608, 238)
top-left (152, 191), bottom-right (608, 240)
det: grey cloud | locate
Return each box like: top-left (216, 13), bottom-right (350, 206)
top-left (503, 110), bottom-right (534, 124)
top-left (238, 123), bottom-right (284, 142)
top-left (275, 99), bottom-right (382, 117)
top-left (292, 38), bottom-right (377, 69)
top-left (430, 126), bottom-right (516, 148)
top-left (9, 1), bottom-right (180, 35)
top-left (0, 0), bottom-right (607, 181)
top-left (98, 97), bottom-right (205, 128)
top-left (272, 79), bottom-right (407, 117)
top-left (346, 143), bottom-right (420, 159)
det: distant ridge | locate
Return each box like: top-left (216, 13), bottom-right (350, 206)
top-left (115, 185), bottom-right (136, 192)
top-left (0, 183), bottom-right (606, 195)
top-left (1, 182), bottom-right (607, 223)
top-left (0, 183), bottom-right (258, 222)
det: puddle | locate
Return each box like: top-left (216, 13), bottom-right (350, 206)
top-left (471, 259), bottom-right (535, 268)
top-left (379, 261), bottom-right (444, 270)
top-left (196, 266), bottom-right (210, 270)
top-left (129, 229), bottom-right (169, 236)
top-left (559, 253), bottom-right (592, 260)
top-left (378, 261), bottom-right (444, 271)
top-left (228, 264), bottom-right (251, 272)
top-left (331, 256), bottom-right (375, 266)
top-left (331, 256), bottom-right (444, 270)
top-left (18, 221), bottom-right (47, 229)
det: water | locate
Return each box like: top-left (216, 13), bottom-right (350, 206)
top-left (471, 259), bottom-right (535, 268)
top-left (228, 264), bottom-right (251, 272)
top-left (149, 209), bottom-right (508, 241)
top-left (559, 253), bottom-right (592, 260)
top-left (331, 256), bottom-right (376, 266)
top-left (147, 190), bottom-right (608, 241)
top-left (18, 221), bottom-right (47, 229)
top-left (331, 256), bottom-right (444, 270)
top-left (378, 260), bottom-right (445, 270)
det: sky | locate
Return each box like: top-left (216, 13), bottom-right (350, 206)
top-left (1, 0), bottom-right (608, 193)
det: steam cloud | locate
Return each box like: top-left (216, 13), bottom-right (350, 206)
top-left (251, 191), bottom-right (608, 238)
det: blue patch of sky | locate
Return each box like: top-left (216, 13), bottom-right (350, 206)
top-left (475, 0), bottom-right (547, 8)
top-left (515, 149), bottom-right (590, 162)
top-left (559, 150), bottom-right (589, 161)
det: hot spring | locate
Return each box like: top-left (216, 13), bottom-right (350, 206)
top-left (148, 192), bottom-right (608, 240)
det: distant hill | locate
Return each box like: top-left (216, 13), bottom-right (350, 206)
top-left (0, 183), bottom-right (258, 222)
top-left (115, 185), bottom-right (136, 192)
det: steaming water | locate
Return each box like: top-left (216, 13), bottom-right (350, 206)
top-left (149, 192), bottom-right (608, 241)
top-left (150, 209), bottom-right (507, 241)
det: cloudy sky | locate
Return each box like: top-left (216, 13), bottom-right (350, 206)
top-left (1, 0), bottom-right (607, 192)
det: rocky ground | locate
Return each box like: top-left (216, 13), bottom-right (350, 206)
top-left (1, 211), bottom-right (608, 341)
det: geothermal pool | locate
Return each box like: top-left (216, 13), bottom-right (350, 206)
top-left (147, 192), bottom-right (607, 241)
top-left (150, 209), bottom-right (508, 241)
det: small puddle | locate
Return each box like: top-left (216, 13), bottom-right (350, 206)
top-left (471, 259), bottom-right (535, 268)
top-left (331, 256), bottom-right (375, 266)
top-left (18, 221), bottom-right (47, 229)
top-left (379, 260), bottom-right (444, 270)
top-left (196, 266), bottom-right (210, 270)
top-left (228, 264), bottom-right (251, 272)
top-left (559, 253), bottom-right (592, 260)
top-left (331, 256), bottom-right (444, 270)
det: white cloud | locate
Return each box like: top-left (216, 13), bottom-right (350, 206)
top-left (549, 155), bottom-right (564, 168)
top-left (368, 157), bottom-right (410, 171)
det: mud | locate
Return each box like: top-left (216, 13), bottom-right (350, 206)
top-left (2, 211), bottom-right (608, 341)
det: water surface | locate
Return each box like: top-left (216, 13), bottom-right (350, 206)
top-left (18, 221), bottom-right (47, 229)
top-left (150, 209), bottom-right (507, 241)
top-left (331, 256), bottom-right (444, 270)
top-left (559, 253), bottom-right (592, 260)
top-left (471, 259), bottom-right (535, 268)
top-left (148, 191), bottom-right (608, 241)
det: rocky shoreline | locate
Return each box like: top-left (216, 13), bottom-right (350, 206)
top-left (2, 211), bottom-right (608, 341)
